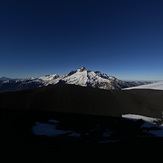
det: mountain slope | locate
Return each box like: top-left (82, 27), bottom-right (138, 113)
top-left (0, 67), bottom-right (152, 92)
top-left (1, 84), bottom-right (163, 148)
top-left (1, 84), bottom-right (163, 119)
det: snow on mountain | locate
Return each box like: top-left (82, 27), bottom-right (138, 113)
top-left (38, 74), bottom-right (59, 82)
top-left (50, 67), bottom-right (152, 90)
top-left (0, 67), bottom-right (153, 92)
top-left (44, 67), bottom-right (139, 90)
top-left (61, 67), bottom-right (89, 86)
top-left (124, 81), bottom-right (163, 90)
top-left (50, 67), bottom-right (123, 89)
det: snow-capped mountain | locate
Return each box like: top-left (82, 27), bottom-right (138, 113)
top-left (44, 67), bottom-right (129, 90)
top-left (0, 67), bottom-right (153, 92)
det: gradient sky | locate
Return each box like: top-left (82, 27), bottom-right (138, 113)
top-left (0, 0), bottom-right (163, 80)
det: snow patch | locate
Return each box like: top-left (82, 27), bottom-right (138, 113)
top-left (122, 114), bottom-right (163, 137)
top-left (32, 121), bottom-right (79, 137)
top-left (122, 114), bottom-right (160, 124)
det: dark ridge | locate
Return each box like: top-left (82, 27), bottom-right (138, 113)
top-left (0, 80), bottom-right (44, 93)
top-left (1, 85), bottom-right (163, 156)
top-left (0, 84), bottom-right (163, 118)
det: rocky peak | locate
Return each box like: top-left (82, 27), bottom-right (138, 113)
top-left (77, 67), bottom-right (87, 72)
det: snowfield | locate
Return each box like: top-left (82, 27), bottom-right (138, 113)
top-left (122, 114), bottom-right (161, 124)
top-left (124, 81), bottom-right (163, 90)
top-left (122, 114), bottom-right (163, 137)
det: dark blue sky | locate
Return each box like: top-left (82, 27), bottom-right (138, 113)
top-left (0, 0), bottom-right (163, 80)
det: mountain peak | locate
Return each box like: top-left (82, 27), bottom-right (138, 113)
top-left (77, 67), bottom-right (87, 72)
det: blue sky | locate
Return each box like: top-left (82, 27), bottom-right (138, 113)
top-left (0, 0), bottom-right (163, 80)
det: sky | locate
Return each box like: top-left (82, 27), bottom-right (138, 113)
top-left (0, 0), bottom-right (163, 80)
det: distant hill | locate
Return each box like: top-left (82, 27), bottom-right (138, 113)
top-left (0, 76), bottom-right (12, 81)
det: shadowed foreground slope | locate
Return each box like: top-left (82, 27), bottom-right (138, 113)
top-left (1, 84), bottom-right (163, 155)
top-left (0, 84), bottom-right (163, 118)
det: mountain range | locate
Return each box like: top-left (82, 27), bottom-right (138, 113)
top-left (0, 67), bottom-right (152, 93)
